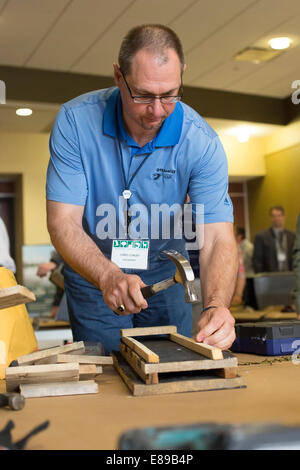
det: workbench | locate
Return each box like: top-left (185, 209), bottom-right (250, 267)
top-left (1, 352), bottom-right (300, 450)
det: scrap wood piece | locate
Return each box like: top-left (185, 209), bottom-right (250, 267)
top-left (169, 333), bottom-right (223, 360)
top-left (112, 352), bottom-right (245, 397)
top-left (17, 341), bottom-right (85, 365)
top-left (0, 285), bottom-right (36, 310)
top-left (57, 354), bottom-right (113, 365)
top-left (20, 380), bottom-right (98, 398)
top-left (79, 364), bottom-right (102, 380)
top-left (121, 325), bottom-right (177, 338)
top-left (5, 362), bottom-right (80, 392)
top-left (120, 343), bottom-right (158, 385)
top-left (121, 336), bottom-right (159, 363)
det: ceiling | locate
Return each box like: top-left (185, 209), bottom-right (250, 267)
top-left (0, 0), bottom-right (299, 134)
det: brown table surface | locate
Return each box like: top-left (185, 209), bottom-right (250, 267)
top-left (1, 353), bottom-right (300, 450)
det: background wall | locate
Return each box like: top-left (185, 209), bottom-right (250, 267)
top-left (0, 132), bottom-right (50, 245)
top-left (247, 119), bottom-right (300, 239)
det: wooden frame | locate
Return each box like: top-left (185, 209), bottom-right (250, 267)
top-left (115, 327), bottom-right (242, 394)
top-left (113, 352), bottom-right (245, 397)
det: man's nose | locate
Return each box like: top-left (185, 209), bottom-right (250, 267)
top-left (147, 98), bottom-right (165, 116)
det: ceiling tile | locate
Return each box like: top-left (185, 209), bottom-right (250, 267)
top-left (26, 0), bottom-right (133, 71)
top-left (0, 0), bottom-right (71, 66)
top-left (184, 0), bottom-right (300, 84)
top-left (71, 0), bottom-right (196, 76)
top-left (169, 0), bottom-right (255, 54)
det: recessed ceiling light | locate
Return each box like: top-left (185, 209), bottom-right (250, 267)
top-left (230, 126), bottom-right (251, 143)
top-left (16, 108), bottom-right (33, 116)
top-left (268, 37), bottom-right (292, 50)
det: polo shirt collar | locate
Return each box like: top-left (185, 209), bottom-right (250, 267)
top-left (103, 87), bottom-right (183, 148)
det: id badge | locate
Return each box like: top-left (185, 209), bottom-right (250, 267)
top-left (111, 240), bottom-right (149, 270)
top-left (277, 252), bottom-right (287, 262)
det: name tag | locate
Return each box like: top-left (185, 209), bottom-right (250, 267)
top-left (111, 240), bottom-right (149, 270)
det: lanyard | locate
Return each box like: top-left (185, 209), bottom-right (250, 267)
top-left (117, 139), bottom-right (152, 236)
top-left (117, 139), bottom-right (150, 200)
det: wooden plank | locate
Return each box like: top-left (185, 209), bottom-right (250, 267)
top-left (17, 341), bottom-right (85, 365)
top-left (121, 325), bottom-right (177, 338)
top-left (20, 380), bottom-right (98, 398)
top-left (5, 363), bottom-right (79, 392)
top-left (57, 354), bottom-right (113, 365)
top-left (120, 343), bottom-right (158, 385)
top-left (0, 285), bottom-right (36, 310)
top-left (112, 352), bottom-right (245, 397)
top-left (169, 333), bottom-right (223, 360)
top-left (79, 364), bottom-right (103, 380)
top-left (121, 337), bottom-right (159, 363)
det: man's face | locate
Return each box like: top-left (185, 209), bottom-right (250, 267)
top-left (270, 209), bottom-right (285, 229)
top-left (114, 48), bottom-right (183, 135)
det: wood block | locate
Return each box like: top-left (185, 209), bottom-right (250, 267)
top-left (5, 363), bottom-right (79, 392)
top-left (17, 341), bottom-right (85, 365)
top-left (169, 333), bottom-right (223, 360)
top-left (121, 325), bottom-right (177, 338)
top-left (121, 337), bottom-right (159, 363)
top-left (57, 354), bottom-right (113, 365)
top-left (112, 352), bottom-right (245, 397)
top-left (0, 285), bottom-right (36, 310)
top-left (211, 367), bottom-right (238, 379)
top-left (20, 380), bottom-right (98, 398)
top-left (120, 343), bottom-right (158, 385)
top-left (79, 364), bottom-right (103, 380)
top-left (79, 364), bottom-right (103, 379)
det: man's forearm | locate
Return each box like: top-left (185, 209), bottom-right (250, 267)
top-left (48, 219), bottom-right (120, 289)
top-left (199, 235), bottom-right (239, 308)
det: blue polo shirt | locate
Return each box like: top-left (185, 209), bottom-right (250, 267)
top-left (47, 87), bottom-right (233, 267)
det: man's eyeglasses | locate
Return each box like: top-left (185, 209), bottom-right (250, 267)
top-left (120, 70), bottom-right (183, 104)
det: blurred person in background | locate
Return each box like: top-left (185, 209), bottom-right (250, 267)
top-left (253, 206), bottom-right (295, 273)
top-left (0, 215), bottom-right (16, 273)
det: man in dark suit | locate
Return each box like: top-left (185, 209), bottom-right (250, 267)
top-left (253, 206), bottom-right (296, 273)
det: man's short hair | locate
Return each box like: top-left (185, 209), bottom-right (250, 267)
top-left (118, 24), bottom-right (185, 76)
top-left (269, 205), bottom-right (285, 215)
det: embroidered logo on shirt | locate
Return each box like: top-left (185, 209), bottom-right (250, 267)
top-left (152, 168), bottom-right (176, 180)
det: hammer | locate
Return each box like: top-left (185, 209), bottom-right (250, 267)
top-left (0, 393), bottom-right (25, 411)
top-left (141, 250), bottom-right (199, 303)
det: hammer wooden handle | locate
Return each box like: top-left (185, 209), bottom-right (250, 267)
top-left (141, 278), bottom-right (176, 299)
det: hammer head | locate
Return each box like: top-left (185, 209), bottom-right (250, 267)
top-left (163, 250), bottom-right (199, 303)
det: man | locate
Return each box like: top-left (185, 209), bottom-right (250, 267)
top-left (235, 227), bottom-right (254, 277)
top-left (36, 250), bottom-right (64, 318)
top-left (293, 213), bottom-right (300, 319)
top-left (46, 24), bottom-right (237, 354)
top-left (253, 206), bottom-right (296, 273)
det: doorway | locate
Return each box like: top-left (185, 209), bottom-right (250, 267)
top-left (0, 175), bottom-right (23, 283)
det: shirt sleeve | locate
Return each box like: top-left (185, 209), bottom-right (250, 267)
top-left (188, 135), bottom-right (233, 224)
top-left (46, 105), bottom-right (87, 205)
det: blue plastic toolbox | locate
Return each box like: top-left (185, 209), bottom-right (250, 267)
top-left (231, 320), bottom-right (300, 356)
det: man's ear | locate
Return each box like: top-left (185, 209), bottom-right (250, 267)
top-left (113, 63), bottom-right (122, 87)
top-left (183, 63), bottom-right (187, 73)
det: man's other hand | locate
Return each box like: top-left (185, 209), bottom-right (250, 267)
top-left (195, 306), bottom-right (236, 350)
